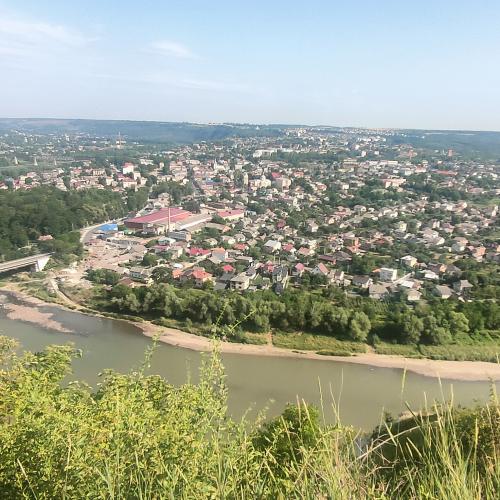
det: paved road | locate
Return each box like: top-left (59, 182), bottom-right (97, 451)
top-left (80, 223), bottom-right (103, 244)
top-left (80, 220), bottom-right (113, 244)
top-left (80, 218), bottom-right (127, 244)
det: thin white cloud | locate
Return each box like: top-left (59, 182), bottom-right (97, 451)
top-left (140, 74), bottom-right (250, 93)
top-left (0, 43), bottom-right (27, 56)
top-left (150, 40), bottom-right (196, 59)
top-left (0, 10), bottom-right (98, 67)
top-left (0, 17), bottom-right (95, 47)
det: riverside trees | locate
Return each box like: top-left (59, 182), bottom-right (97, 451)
top-left (104, 282), bottom-right (498, 350)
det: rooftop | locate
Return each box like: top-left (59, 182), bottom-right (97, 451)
top-left (126, 207), bottom-right (192, 225)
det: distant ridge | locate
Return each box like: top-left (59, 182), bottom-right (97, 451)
top-left (1, 118), bottom-right (500, 156)
top-left (0, 118), bottom-right (283, 144)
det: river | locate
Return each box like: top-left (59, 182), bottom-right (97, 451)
top-left (0, 293), bottom-right (497, 429)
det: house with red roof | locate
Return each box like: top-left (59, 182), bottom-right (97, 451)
top-left (292, 262), bottom-right (305, 277)
top-left (297, 247), bottom-right (313, 257)
top-left (233, 243), bottom-right (248, 251)
top-left (188, 247), bottom-right (211, 258)
top-left (152, 244), bottom-right (170, 255)
top-left (319, 254), bottom-right (336, 264)
top-left (180, 267), bottom-right (213, 287)
top-left (171, 268), bottom-right (183, 280)
top-left (312, 263), bottom-right (329, 275)
top-left (262, 262), bottom-right (275, 274)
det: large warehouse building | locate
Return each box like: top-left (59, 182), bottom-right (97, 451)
top-left (125, 207), bottom-right (192, 233)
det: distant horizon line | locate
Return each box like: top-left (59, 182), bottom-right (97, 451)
top-left (0, 116), bottom-right (499, 134)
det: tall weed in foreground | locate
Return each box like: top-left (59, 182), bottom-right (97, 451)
top-left (0, 335), bottom-right (498, 499)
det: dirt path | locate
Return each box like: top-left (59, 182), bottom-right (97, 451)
top-left (265, 331), bottom-right (273, 346)
top-left (48, 279), bottom-right (79, 307)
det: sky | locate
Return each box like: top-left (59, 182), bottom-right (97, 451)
top-left (1, 0), bottom-right (500, 130)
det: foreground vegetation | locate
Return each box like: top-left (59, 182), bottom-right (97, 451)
top-left (0, 336), bottom-right (498, 498)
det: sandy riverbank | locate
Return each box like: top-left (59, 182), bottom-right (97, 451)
top-left (1, 301), bottom-right (72, 333)
top-left (139, 323), bottom-right (500, 382)
top-left (2, 287), bottom-right (500, 382)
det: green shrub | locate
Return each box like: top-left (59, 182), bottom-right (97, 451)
top-left (369, 400), bottom-right (500, 498)
top-left (316, 349), bottom-right (353, 357)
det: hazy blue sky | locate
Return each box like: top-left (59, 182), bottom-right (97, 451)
top-left (1, 0), bottom-right (499, 130)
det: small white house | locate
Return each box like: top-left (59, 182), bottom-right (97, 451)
top-left (401, 255), bottom-right (417, 268)
top-left (264, 240), bottom-right (282, 253)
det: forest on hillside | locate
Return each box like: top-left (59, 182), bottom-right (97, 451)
top-left (0, 187), bottom-right (127, 260)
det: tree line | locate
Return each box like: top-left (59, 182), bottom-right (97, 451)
top-left (103, 282), bottom-right (498, 347)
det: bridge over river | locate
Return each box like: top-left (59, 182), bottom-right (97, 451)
top-left (0, 253), bottom-right (52, 274)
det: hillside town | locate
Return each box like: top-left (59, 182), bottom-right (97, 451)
top-left (1, 126), bottom-right (498, 306)
top-left (3, 1), bottom-right (500, 497)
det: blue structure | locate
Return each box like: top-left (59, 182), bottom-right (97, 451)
top-left (99, 223), bottom-right (119, 232)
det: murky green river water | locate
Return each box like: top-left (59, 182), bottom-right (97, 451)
top-left (0, 293), bottom-right (496, 429)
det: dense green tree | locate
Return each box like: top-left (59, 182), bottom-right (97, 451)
top-left (183, 199), bottom-right (200, 213)
top-left (102, 280), bottom-right (497, 351)
top-left (0, 187), bottom-right (127, 260)
top-left (86, 268), bottom-right (120, 286)
top-left (448, 312), bottom-right (470, 341)
top-left (126, 187), bottom-right (149, 212)
top-left (423, 315), bottom-right (452, 345)
top-left (151, 181), bottom-right (193, 204)
top-left (142, 253), bottom-right (158, 267)
top-left (348, 311), bottom-right (371, 342)
top-left (400, 313), bottom-right (424, 344)
top-left (151, 266), bottom-right (170, 283)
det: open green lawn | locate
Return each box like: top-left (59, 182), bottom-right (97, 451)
top-left (152, 317), bottom-right (269, 346)
top-left (419, 344), bottom-right (500, 363)
top-left (272, 331), bottom-right (367, 355)
top-left (374, 341), bottom-right (500, 362)
top-left (374, 342), bottom-right (422, 357)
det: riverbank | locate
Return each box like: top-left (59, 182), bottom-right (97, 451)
top-left (142, 322), bottom-right (500, 382)
top-left (2, 286), bottom-right (500, 382)
top-left (2, 301), bottom-right (72, 333)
